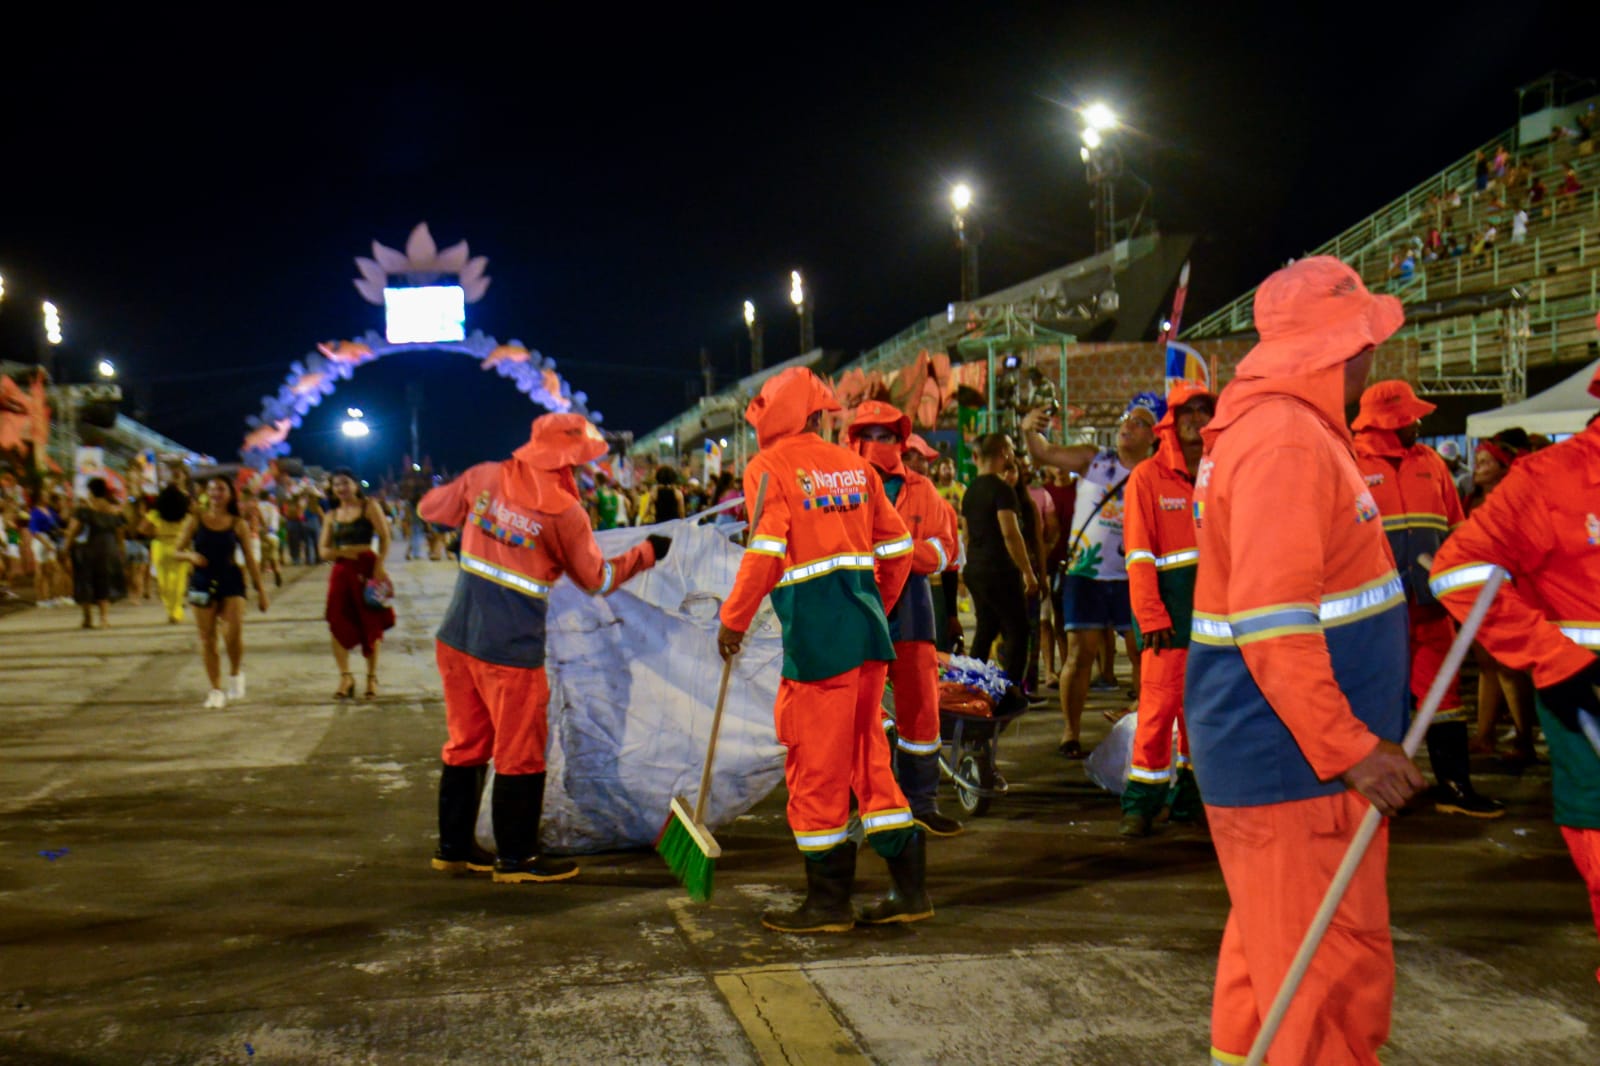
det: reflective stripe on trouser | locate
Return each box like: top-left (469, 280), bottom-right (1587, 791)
top-left (890, 640), bottom-right (940, 751)
top-left (1208, 791), bottom-right (1393, 1066)
top-left (1559, 826), bottom-right (1600, 948)
top-left (1130, 646), bottom-right (1189, 784)
top-left (775, 660), bottom-right (912, 853)
top-left (1408, 601), bottom-right (1465, 723)
top-left (436, 640), bottom-right (552, 775)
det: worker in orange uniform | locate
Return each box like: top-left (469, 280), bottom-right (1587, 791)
top-left (1185, 257), bottom-right (1426, 1065)
top-left (1352, 379), bottom-right (1503, 817)
top-left (1430, 363), bottom-right (1600, 981)
top-left (846, 402), bottom-right (964, 837)
top-left (1119, 380), bottom-right (1215, 837)
top-left (716, 368), bottom-right (923, 933)
top-left (420, 413), bottom-right (663, 884)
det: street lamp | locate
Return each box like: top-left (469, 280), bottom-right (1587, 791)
top-left (790, 270), bottom-right (813, 353)
top-left (1081, 101), bottom-right (1118, 133)
top-left (1076, 100), bottom-right (1147, 255)
top-left (96, 358), bottom-right (117, 379)
top-left (743, 299), bottom-right (765, 373)
top-left (342, 408), bottom-right (370, 438)
top-left (950, 182), bottom-right (981, 302)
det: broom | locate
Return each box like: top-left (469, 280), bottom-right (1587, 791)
top-left (1242, 566), bottom-right (1506, 1066)
top-left (656, 473), bottom-right (769, 901)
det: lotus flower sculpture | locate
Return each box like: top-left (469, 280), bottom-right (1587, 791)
top-left (353, 222), bottom-right (490, 305)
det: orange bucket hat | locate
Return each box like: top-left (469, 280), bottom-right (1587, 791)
top-left (904, 433), bottom-right (941, 461)
top-left (512, 412), bottom-right (609, 470)
top-left (1155, 380), bottom-right (1217, 430)
top-left (1352, 379), bottom-right (1436, 431)
top-left (744, 367), bottom-right (841, 445)
top-left (1237, 256), bottom-right (1405, 378)
top-left (845, 400), bottom-right (911, 443)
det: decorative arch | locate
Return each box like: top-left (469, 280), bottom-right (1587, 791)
top-left (239, 330), bottom-right (598, 465)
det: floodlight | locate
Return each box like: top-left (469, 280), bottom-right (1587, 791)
top-left (951, 183), bottom-right (973, 212)
top-left (790, 270), bottom-right (805, 308)
top-left (341, 419), bottom-right (370, 439)
top-left (1082, 102), bottom-right (1117, 131)
top-left (1081, 127), bottom-right (1102, 150)
top-left (743, 299), bottom-right (756, 327)
top-left (96, 359), bottom-right (117, 379)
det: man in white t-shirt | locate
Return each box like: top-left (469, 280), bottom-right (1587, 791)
top-left (1022, 392), bottom-right (1161, 756)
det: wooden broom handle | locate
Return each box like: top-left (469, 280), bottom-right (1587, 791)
top-left (692, 473), bottom-right (769, 825)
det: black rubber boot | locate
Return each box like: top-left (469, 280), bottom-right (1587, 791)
top-left (1428, 721), bottom-right (1505, 819)
top-left (858, 830), bottom-right (934, 925)
top-left (491, 771), bottom-right (579, 883)
top-left (432, 762), bottom-right (495, 875)
top-left (899, 749), bottom-right (963, 837)
top-left (762, 843), bottom-right (857, 934)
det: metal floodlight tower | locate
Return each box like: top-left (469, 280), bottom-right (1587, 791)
top-left (951, 182), bottom-right (982, 302)
top-left (1077, 100), bottom-right (1151, 255)
top-left (790, 270), bottom-right (814, 353)
top-left (743, 299), bottom-right (765, 373)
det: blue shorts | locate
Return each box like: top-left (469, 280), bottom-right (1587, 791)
top-left (1054, 574), bottom-right (1132, 632)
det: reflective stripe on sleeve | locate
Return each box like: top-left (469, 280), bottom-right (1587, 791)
top-left (1429, 563), bottom-right (1509, 599)
top-left (460, 554), bottom-right (552, 598)
top-left (776, 553), bottom-right (877, 587)
top-left (1155, 548), bottom-right (1200, 569)
top-left (931, 537), bottom-right (949, 572)
top-left (596, 560), bottom-right (615, 595)
top-left (1128, 765), bottom-right (1173, 784)
top-left (749, 535), bottom-right (787, 557)
top-left (1318, 574), bottom-right (1405, 623)
top-left (1126, 549), bottom-right (1157, 567)
top-left (1191, 574), bottom-right (1404, 646)
top-left (1558, 623), bottom-right (1600, 648)
top-left (874, 535), bottom-right (914, 559)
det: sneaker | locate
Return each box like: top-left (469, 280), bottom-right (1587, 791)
top-left (431, 846), bottom-right (497, 876)
top-left (493, 854), bottom-right (579, 883)
top-left (1435, 781), bottom-right (1506, 819)
top-left (914, 810), bottom-right (965, 837)
top-left (1090, 678), bottom-right (1119, 692)
top-left (227, 673), bottom-right (246, 701)
top-left (203, 688), bottom-right (227, 709)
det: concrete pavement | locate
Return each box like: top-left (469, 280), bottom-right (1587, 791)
top-left (0, 553), bottom-right (1596, 1064)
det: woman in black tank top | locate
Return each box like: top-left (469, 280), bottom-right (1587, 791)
top-left (319, 468), bottom-right (395, 699)
top-left (174, 476), bottom-right (269, 709)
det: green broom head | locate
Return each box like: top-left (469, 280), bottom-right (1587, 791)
top-left (656, 795), bottom-right (721, 902)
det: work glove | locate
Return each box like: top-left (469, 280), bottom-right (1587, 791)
top-left (1537, 659), bottom-right (1600, 732)
top-left (646, 534), bottom-right (672, 561)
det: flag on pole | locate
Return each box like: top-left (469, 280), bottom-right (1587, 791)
top-left (703, 439), bottom-right (722, 480)
top-left (1159, 260), bottom-right (1191, 344)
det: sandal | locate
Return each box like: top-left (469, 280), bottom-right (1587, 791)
top-left (334, 672), bottom-right (356, 699)
top-left (363, 674), bottom-right (379, 700)
top-left (1057, 739), bottom-right (1083, 759)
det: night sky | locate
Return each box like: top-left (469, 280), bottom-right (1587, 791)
top-left (1, 7), bottom-right (1587, 474)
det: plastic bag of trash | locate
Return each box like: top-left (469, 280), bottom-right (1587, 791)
top-left (474, 516), bottom-right (787, 855)
top-left (1084, 713), bottom-right (1138, 795)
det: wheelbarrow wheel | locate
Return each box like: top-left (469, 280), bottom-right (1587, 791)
top-left (954, 745), bottom-right (996, 817)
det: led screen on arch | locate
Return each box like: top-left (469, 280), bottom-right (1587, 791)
top-left (384, 285), bottom-right (466, 344)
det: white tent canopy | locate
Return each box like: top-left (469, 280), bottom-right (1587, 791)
top-left (1465, 358), bottom-right (1600, 438)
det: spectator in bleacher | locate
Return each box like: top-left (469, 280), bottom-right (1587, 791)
top-left (1492, 144), bottom-right (1510, 179)
top-left (1557, 166), bottom-right (1583, 215)
top-left (1530, 174), bottom-right (1548, 215)
top-left (1512, 207), bottom-right (1529, 245)
top-left (1474, 150), bottom-right (1489, 195)
top-left (1471, 223), bottom-right (1498, 264)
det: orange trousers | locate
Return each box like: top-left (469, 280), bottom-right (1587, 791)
top-left (436, 640), bottom-right (552, 775)
top-left (889, 640), bottom-right (940, 752)
top-left (1409, 602), bottom-right (1465, 723)
top-left (776, 660), bottom-right (912, 853)
top-left (1208, 790), bottom-right (1393, 1066)
top-left (1130, 647), bottom-right (1189, 784)
top-left (1560, 826), bottom-right (1600, 983)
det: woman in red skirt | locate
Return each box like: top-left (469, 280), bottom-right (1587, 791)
top-left (319, 468), bottom-right (395, 698)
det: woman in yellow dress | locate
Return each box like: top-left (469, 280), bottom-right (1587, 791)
top-left (141, 481), bottom-right (194, 624)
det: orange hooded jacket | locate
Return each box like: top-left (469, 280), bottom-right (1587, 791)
top-left (1124, 394), bottom-right (1204, 646)
top-left (1185, 364), bottom-right (1409, 807)
top-left (420, 413), bottom-right (657, 668)
top-left (721, 370), bottom-right (913, 681)
top-left (1353, 429), bottom-right (1463, 603)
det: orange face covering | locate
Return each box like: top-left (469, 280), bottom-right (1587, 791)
top-left (856, 439), bottom-right (905, 476)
